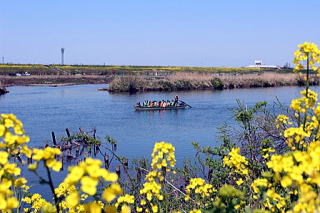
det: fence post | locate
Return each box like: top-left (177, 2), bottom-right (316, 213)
top-left (51, 132), bottom-right (57, 145)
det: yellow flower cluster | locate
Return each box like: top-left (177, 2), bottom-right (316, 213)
top-left (250, 140), bottom-right (320, 212)
top-left (189, 209), bottom-right (202, 213)
top-left (0, 115), bottom-right (31, 212)
top-left (283, 127), bottom-right (309, 149)
top-left (22, 193), bottom-right (55, 213)
top-left (293, 42), bottom-right (320, 72)
top-left (0, 64), bottom-right (46, 68)
top-left (261, 147), bottom-right (275, 159)
top-left (53, 157), bottom-right (127, 212)
top-left (151, 141), bottom-right (176, 170)
top-left (275, 114), bottom-right (292, 129)
top-left (251, 178), bottom-right (269, 193)
top-left (140, 180), bottom-right (163, 201)
top-left (223, 148), bottom-right (248, 176)
top-left (264, 188), bottom-right (287, 211)
top-left (63, 157), bottom-right (119, 195)
top-left (185, 178), bottom-right (215, 201)
top-left (277, 89), bottom-right (320, 149)
top-left (115, 194), bottom-right (134, 208)
top-left (0, 178), bottom-right (19, 211)
top-left (290, 89), bottom-right (317, 113)
top-left (137, 142), bottom-right (176, 213)
top-left (33, 147), bottom-right (62, 171)
top-left (0, 114), bottom-right (30, 151)
top-left (276, 114), bottom-right (289, 124)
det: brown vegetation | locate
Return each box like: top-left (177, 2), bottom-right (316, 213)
top-left (108, 72), bottom-right (319, 92)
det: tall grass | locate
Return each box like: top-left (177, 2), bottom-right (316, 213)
top-left (108, 72), bottom-right (319, 92)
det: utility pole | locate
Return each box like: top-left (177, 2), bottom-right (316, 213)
top-left (61, 48), bottom-right (65, 65)
top-left (2, 56), bottom-right (4, 64)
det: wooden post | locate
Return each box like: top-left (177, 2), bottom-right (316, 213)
top-left (27, 157), bottom-right (32, 164)
top-left (104, 155), bottom-right (109, 169)
top-left (66, 128), bottom-right (71, 138)
top-left (93, 128), bottom-right (96, 139)
top-left (123, 158), bottom-right (128, 170)
top-left (51, 132), bottom-right (57, 145)
top-left (136, 168), bottom-right (141, 183)
top-left (65, 128), bottom-right (72, 155)
top-left (208, 168), bottom-right (213, 182)
top-left (76, 146), bottom-right (80, 157)
top-left (116, 165), bottom-right (121, 178)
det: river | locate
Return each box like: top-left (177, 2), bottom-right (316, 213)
top-left (2, 84), bottom-right (318, 195)
top-left (1, 84), bottom-right (317, 163)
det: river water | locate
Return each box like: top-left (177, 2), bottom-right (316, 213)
top-left (1, 84), bottom-right (318, 164)
top-left (1, 84), bottom-right (319, 195)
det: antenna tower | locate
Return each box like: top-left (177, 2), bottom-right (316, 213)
top-left (61, 48), bottom-right (65, 65)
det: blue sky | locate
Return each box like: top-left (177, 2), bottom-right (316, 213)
top-left (1, 0), bottom-right (319, 66)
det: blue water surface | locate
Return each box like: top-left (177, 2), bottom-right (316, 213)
top-left (0, 84), bottom-right (318, 163)
top-left (1, 84), bottom-right (319, 196)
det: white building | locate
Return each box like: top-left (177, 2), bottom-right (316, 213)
top-left (247, 60), bottom-right (279, 69)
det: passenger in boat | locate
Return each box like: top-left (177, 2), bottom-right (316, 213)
top-left (174, 96), bottom-right (179, 106)
top-left (136, 102), bottom-right (141, 107)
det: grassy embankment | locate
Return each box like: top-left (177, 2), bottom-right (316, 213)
top-left (0, 64), bottom-right (278, 76)
top-left (0, 64), bottom-right (303, 91)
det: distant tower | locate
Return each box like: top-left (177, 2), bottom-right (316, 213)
top-left (1, 56), bottom-right (4, 64)
top-left (61, 48), bottom-right (65, 65)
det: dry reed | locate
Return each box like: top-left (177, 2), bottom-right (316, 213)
top-left (108, 72), bottom-right (319, 92)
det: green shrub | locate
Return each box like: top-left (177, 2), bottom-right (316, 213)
top-left (210, 78), bottom-right (224, 90)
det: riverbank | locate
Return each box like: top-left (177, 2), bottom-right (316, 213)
top-left (107, 72), bottom-right (318, 92)
top-left (0, 64), bottom-right (295, 89)
top-left (0, 75), bottom-right (113, 87)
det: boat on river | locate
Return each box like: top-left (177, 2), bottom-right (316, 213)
top-left (0, 85), bottom-right (8, 95)
top-left (134, 101), bottom-right (191, 111)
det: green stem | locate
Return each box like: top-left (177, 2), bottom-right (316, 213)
top-left (45, 164), bottom-right (60, 213)
top-left (303, 55), bottom-right (310, 133)
top-left (306, 55), bottom-right (310, 96)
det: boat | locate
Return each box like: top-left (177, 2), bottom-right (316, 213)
top-left (0, 85), bottom-right (8, 95)
top-left (134, 101), bottom-right (191, 111)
